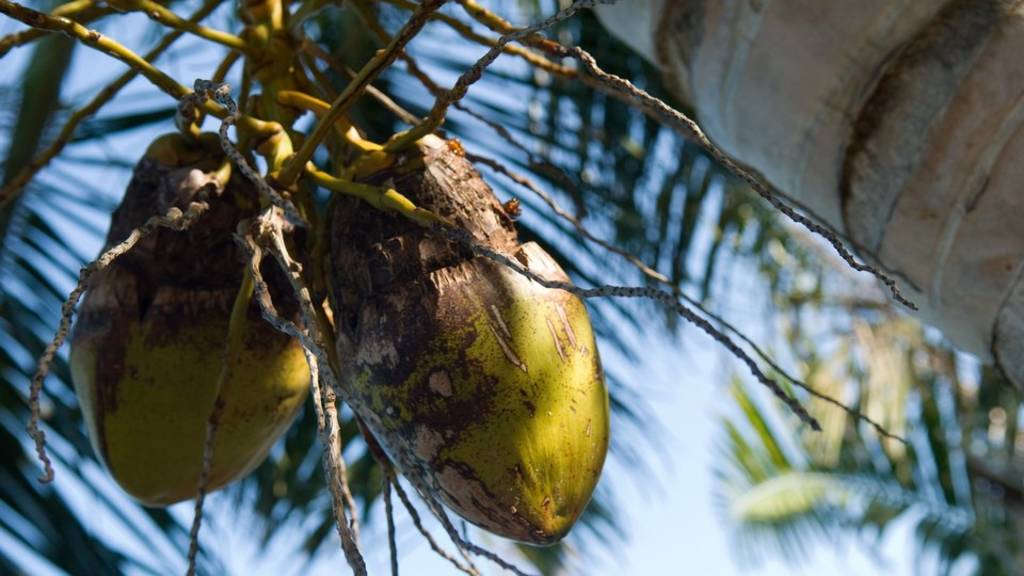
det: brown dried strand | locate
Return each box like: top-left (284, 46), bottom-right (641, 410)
top-left (698, 303), bottom-right (907, 444)
top-left (260, 215), bottom-right (369, 556)
top-left (352, 0), bottom-right (534, 166)
top-left (256, 215), bottom-right (362, 542)
top-left (554, 44), bottom-right (916, 310)
top-left (468, 152), bottom-right (905, 443)
top-left (352, 373), bottom-right (524, 575)
top-left (357, 13), bottom-right (585, 213)
top-left (236, 228), bottom-right (367, 575)
top-left (261, 221), bottom-right (328, 354)
top-left (339, 456), bottom-right (362, 544)
top-left (384, 475), bottom-right (400, 576)
top-left (378, 0), bottom-right (573, 75)
top-left (453, 0), bottom-right (563, 54)
top-left (357, 425), bottom-right (479, 576)
top-left (348, 0), bottom-right (434, 90)
top-left (386, 0), bottom-right (613, 151)
top-left (236, 234), bottom-right (307, 345)
top-left (186, 267), bottom-right (252, 576)
top-left (27, 200), bottom-right (209, 483)
top-left (183, 80), bottom-right (305, 227)
top-left (416, 489), bottom-right (534, 576)
top-left (314, 155), bottom-right (821, 432)
top-left (346, 0), bottom-right (449, 131)
top-left (453, 106), bottom-right (586, 216)
top-left (304, 348), bottom-right (352, 546)
top-left (184, 398), bottom-right (222, 576)
top-left (467, 152), bottom-right (667, 282)
top-left (328, 388), bottom-right (362, 544)
top-left (435, 225), bottom-right (821, 431)
top-left (299, 41), bottom-right (419, 125)
top-left (319, 363), bottom-right (365, 555)
top-left (456, 103), bottom-right (532, 158)
top-left (390, 478), bottom-right (479, 576)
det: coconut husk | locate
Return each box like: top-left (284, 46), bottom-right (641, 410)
top-left (329, 136), bottom-right (610, 544)
top-left (69, 134), bottom-right (309, 506)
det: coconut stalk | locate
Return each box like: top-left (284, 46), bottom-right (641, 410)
top-left (595, 0), bottom-right (1024, 387)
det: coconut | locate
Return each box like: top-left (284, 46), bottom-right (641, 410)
top-left (329, 136), bottom-right (610, 545)
top-left (69, 133), bottom-right (309, 506)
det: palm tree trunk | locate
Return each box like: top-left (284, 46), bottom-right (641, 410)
top-left (596, 0), bottom-right (1024, 387)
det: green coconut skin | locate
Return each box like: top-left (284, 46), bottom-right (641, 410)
top-left (365, 246), bottom-right (608, 544)
top-left (330, 136), bottom-right (610, 544)
top-left (70, 271), bottom-right (309, 506)
top-left (69, 134), bottom-right (309, 506)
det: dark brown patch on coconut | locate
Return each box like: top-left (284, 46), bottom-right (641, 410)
top-left (71, 134), bottom-right (304, 465)
top-left (329, 136), bottom-right (606, 545)
top-left (328, 138), bottom-right (548, 537)
top-left (329, 136), bottom-right (520, 393)
top-left (104, 152), bottom-right (300, 314)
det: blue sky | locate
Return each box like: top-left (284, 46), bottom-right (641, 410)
top-left (0, 2), bottom-right (934, 574)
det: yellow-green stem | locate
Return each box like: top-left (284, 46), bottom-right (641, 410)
top-left (379, 0), bottom-right (571, 75)
top-left (0, 0), bottom-right (182, 96)
top-left (212, 49), bottom-right (242, 83)
top-left (305, 166), bottom-right (446, 227)
top-left (277, 90), bottom-right (384, 153)
top-left (455, 0), bottom-right (558, 52)
top-left (259, 130), bottom-right (295, 175)
top-left (300, 41), bottom-right (419, 125)
top-left (243, 0), bottom-right (285, 31)
top-left (110, 0), bottom-right (251, 53)
top-left (0, 0), bottom-right (225, 208)
top-left (276, 0), bottom-right (447, 187)
top-left (348, 0), bottom-right (444, 152)
top-left (0, 0), bottom-right (110, 57)
top-left (0, 0), bottom-right (277, 132)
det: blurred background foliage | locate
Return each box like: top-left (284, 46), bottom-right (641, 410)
top-left (0, 0), bottom-right (1020, 574)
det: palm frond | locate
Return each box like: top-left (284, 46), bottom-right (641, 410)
top-left (0, 0), bottom-right (818, 573)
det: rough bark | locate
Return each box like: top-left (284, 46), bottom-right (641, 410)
top-left (597, 0), bottom-right (1024, 387)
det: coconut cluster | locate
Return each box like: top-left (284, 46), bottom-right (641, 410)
top-left (70, 133), bottom-right (610, 545)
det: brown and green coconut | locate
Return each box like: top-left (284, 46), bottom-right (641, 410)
top-left (69, 133), bottom-right (309, 507)
top-left (329, 135), bottom-right (610, 545)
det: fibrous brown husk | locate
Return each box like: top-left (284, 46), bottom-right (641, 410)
top-left (69, 133), bottom-right (310, 506)
top-left (329, 136), bottom-right (610, 545)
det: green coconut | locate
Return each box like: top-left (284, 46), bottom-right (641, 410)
top-left (69, 133), bottom-right (309, 507)
top-left (329, 136), bottom-right (610, 545)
